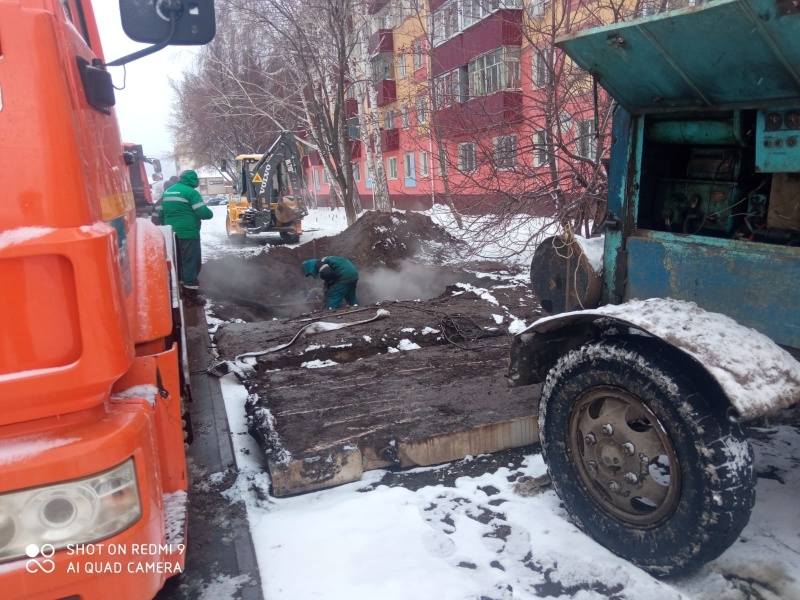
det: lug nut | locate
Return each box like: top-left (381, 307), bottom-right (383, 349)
top-left (622, 442), bottom-right (634, 456)
top-left (587, 461), bottom-right (598, 477)
top-left (640, 454), bottom-right (650, 465)
top-left (601, 424), bottom-right (614, 436)
top-left (624, 472), bottom-right (638, 484)
top-left (584, 433), bottom-right (597, 447)
top-left (609, 481), bottom-right (621, 493)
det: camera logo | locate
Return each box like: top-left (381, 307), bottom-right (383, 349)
top-left (25, 544), bottom-right (56, 574)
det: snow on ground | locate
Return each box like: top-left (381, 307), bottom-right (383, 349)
top-left (202, 206), bottom-right (800, 599)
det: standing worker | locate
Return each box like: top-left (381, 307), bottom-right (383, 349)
top-left (158, 170), bottom-right (214, 303)
top-left (302, 256), bottom-right (359, 309)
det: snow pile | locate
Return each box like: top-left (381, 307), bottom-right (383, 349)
top-left (301, 359), bottom-right (338, 368)
top-left (574, 234), bottom-right (604, 274)
top-left (454, 282), bottom-right (500, 305)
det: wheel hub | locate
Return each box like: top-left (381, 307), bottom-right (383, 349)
top-left (569, 386), bottom-right (680, 526)
top-left (597, 439), bottom-right (625, 473)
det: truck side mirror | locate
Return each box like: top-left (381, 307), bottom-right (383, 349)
top-left (221, 159), bottom-right (228, 172)
top-left (119, 1), bottom-right (216, 46)
top-left (153, 159), bottom-right (162, 173)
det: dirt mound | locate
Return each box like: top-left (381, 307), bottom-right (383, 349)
top-left (201, 211), bottom-right (471, 319)
top-left (275, 210), bottom-right (466, 269)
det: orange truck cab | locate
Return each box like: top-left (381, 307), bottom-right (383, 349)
top-left (0, 1), bottom-right (215, 598)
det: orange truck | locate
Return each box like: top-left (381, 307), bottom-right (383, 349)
top-left (0, 1), bottom-right (215, 598)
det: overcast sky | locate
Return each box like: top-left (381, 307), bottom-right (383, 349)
top-left (90, 1), bottom-right (201, 178)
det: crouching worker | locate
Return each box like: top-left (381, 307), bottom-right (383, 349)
top-left (302, 256), bottom-right (359, 309)
top-left (157, 170), bottom-right (214, 302)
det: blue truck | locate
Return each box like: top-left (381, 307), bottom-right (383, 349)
top-left (509, 0), bottom-right (800, 576)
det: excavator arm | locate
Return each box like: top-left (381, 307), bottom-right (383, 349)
top-left (249, 132), bottom-right (310, 219)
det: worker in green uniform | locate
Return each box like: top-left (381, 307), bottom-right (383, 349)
top-left (301, 256), bottom-right (359, 309)
top-left (157, 170), bottom-right (214, 302)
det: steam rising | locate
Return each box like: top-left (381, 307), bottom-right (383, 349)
top-left (359, 261), bottom-right (476, 304)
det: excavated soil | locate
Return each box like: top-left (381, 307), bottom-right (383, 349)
top-left (209, 210), bottom-right (545, 493)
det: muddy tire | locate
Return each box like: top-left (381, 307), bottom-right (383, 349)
top-left (539, 339), bottom-right (755, 576)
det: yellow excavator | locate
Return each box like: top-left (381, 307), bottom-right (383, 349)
top-left (225, 132), bottom-right (310, 244)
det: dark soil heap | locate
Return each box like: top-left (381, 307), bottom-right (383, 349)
top-left (293, 210), bottom-right (468, 269)
top-left (201, 211), bottom-right (471, 319)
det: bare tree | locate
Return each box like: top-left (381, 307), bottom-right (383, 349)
top-left (169, 10), bottom-right (283, 171)
top-left (347, 17), bottom-right (392, 212)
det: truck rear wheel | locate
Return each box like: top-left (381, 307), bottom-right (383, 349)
top-left (539, 339), bottom-right (755, 576)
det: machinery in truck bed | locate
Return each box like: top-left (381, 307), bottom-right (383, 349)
top-left (509, 0), bottom-right (800, 577)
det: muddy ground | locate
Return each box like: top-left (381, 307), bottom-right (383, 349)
top-left (205, 211), bottom-right (544, 493)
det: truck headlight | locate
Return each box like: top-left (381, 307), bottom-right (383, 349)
top-left (0, 458), bottom-right (141, 562)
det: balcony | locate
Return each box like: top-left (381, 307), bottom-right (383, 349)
top-left (374, 79), bottom-right (396, 107)
top-left (380, 128), bottom-right (400, 152)
top-left (368, 29), bottom-right (394, 55)
top-left (432, 10), bottom-right (523, 76)
top-left (436, 91), bottom-right (523, 138)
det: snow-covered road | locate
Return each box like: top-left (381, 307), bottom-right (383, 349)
top-left (199, 206), bottom-right (800, 600)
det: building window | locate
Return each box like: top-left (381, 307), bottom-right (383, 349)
top-left (526, 0), bottom-right (549, 18)
top-left (346, 83), bottom-right (357, 100)
top-left (352, 162), bottom-right (361, 182)
top-left (404, 152), bottom-right (416, 181)
top-left (534, 130), bottom-right (549, 167)
top-left (576, 118), bottom-right (598, 160)
top-left (533, 49), bottom-right (552, 89)
top-left (494, 135), bottom-right (517, 169)
top-left (373, 5), bottom-right (395, 30)
top-left (372, 54), bottom-right (395, 81)
top-left (322, 169), bottom-right (329, 184)
top-left (397, 51), bottom-right (407, 78)
top-left (468, 46), bottom-right (521, 98)
top-left (461, 0), bottom-right (502, 30)
top-left (312, 170), bottom-right (321, 190)
top-left (387, 156), bottom-right (398, 179)
top-left (435, 67), bottom-right (467, 108)
top-left (401, 107), bottom-right (410, 129)
top-left (416, 98), bottom-right (428, 124)
top-left (413, 40), bottom-right (424, 70)
top-left (458, 142), bottom-right (477, 173)
top-left (383, 109), bottom-right (395, 130)
top-left (420, 151), bottom-right (429, 176)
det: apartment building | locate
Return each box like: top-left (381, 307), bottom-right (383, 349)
top-left (303, 0), bottom-right (680, 213)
